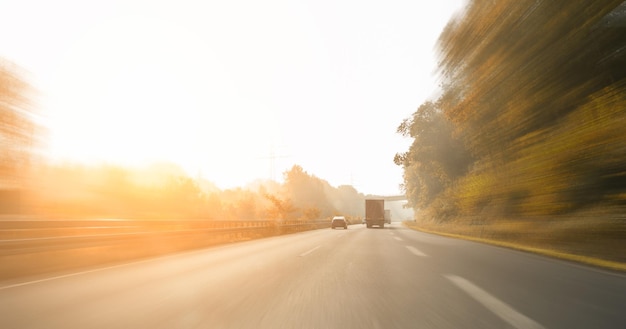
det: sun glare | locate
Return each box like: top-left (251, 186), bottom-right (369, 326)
top-left (44, 13), bottom-right (280, 188)
top-left (8, 0), bottom-right (464, 195)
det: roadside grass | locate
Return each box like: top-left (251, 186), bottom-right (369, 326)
top-left (404, 216), bottom-right (626, 273)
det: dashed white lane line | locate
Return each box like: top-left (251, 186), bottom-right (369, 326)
top-left (405, 246), bottom-right (428, 257)
top-left (445, 275), bottom-right (545, 329)
top-left (299, 245), bottom-right (321, 257)
top-left (394, 237), bottom-right (403, 241)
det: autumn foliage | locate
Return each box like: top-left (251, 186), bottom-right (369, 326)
top-left (396, 0), bottom-right (626, 221)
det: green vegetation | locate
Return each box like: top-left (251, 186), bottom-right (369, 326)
top-left (396, 0), bottom-right (626, 265)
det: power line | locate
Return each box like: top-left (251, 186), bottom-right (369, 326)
top-left (256, 144), bottom-right (290, 181)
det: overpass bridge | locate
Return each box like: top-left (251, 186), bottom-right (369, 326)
top-left (364, 194), bottom-right (407, 202)
top-left (363, 194), bottom-right (413, 221)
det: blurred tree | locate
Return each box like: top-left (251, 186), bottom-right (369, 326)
top-left (0, 60), bottom-right (37, 214)
top-left (437, 0), bottom-right (625, 160)
top-left (396, 0), bottom-right (626, 220)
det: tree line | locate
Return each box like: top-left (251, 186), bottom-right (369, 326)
top-left (12, 162), bottom-right (365, 221)
top-left (396, 0), bottom-right (626, 221)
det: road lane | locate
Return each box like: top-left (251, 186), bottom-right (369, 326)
top-left (1, 223), bottom-right (624, 328)
top-left (445, 275), bottom-right (544, 329)
top-left (406, 245), bottom-right (428, 257)
top-left (391, 224), bottom-right (626, 328)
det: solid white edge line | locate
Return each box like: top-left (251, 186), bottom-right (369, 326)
top-left (405, 245), bottom-right (427, 257)
top-left (0, 260), bottom-right (151, 291)
top-left (299, 245), bottom-right (321, 257)
top-left (445, 275), bottom-right (545, 329)
top-left (3, 243), bottom-right (325, 289)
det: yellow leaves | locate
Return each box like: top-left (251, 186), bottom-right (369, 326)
top-left (437, 0), bottom-right (625, 159)
top-left (414, 0), bottom-right (626, 221)
top-left (452, 83), bottom-right (626, 217)
top-left (457, 172), bottom-right (492, 207)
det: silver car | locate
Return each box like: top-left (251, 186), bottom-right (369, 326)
top-left (331, 216), bottom-right (348, 229)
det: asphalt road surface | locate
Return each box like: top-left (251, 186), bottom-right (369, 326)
top-left (1, 223), bottom-right (625, 328)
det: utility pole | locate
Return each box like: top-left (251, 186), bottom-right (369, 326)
top-left (258, 143), bottom-right (290, 182)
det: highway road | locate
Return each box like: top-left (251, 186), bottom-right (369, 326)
top-left (1, 222), bottom-right (625, 328)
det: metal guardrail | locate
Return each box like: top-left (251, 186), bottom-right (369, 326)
top-left (0, 219), bottom-right (335, 280)
top-left (0, 219), bottom-right (332, 255)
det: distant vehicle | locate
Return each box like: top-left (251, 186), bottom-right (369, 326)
top-left (331, 216), bottom-right (348, 229)
top-left (365, 199), bottom-right (385, 228)
top-left (384, 209), bottom-right (391, 224)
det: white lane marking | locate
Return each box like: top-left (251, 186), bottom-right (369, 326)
top-left (445, 275), bottom-right (545, 329)
top-left (394, 237), bottom-right (403, 241)
top-left (299, 245), bottom-right (321, 257)
top-left (0, 259), bottom-right (153, 291)
top-left (406, 246), bottom-right (427, 257)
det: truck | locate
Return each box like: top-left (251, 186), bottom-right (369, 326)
top-left (365, 199), bottom-right (385, 228)
top-left (384, 209), bottom-right (391, 224)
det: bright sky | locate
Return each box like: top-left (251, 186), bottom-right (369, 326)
top-left (1, 0), bottom-right (465, 195)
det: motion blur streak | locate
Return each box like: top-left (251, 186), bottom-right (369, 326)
top-left (0, 60), bottom-right (38, 214)
top-left (1, 225), bottom-right (625, 328)
top-left (396, 0), bottom-right (626, 266)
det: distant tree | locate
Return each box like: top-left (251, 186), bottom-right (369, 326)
top-left (302, 207), bottom-right (321, 220)
top-left (395, 101), bottom-right (472, 208)
top-left (263, 192), bottom-right (296, 220)
top-left (204, 192), bottom-right (224, 219)
top-left (161, 176), bottom-right (200, 216)
top-left (283, 165), bottom-right (335, 218)
top-left (233, 190), bottom-right (260, 220)
top-left (328, 185), bottom-right (364, 217)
